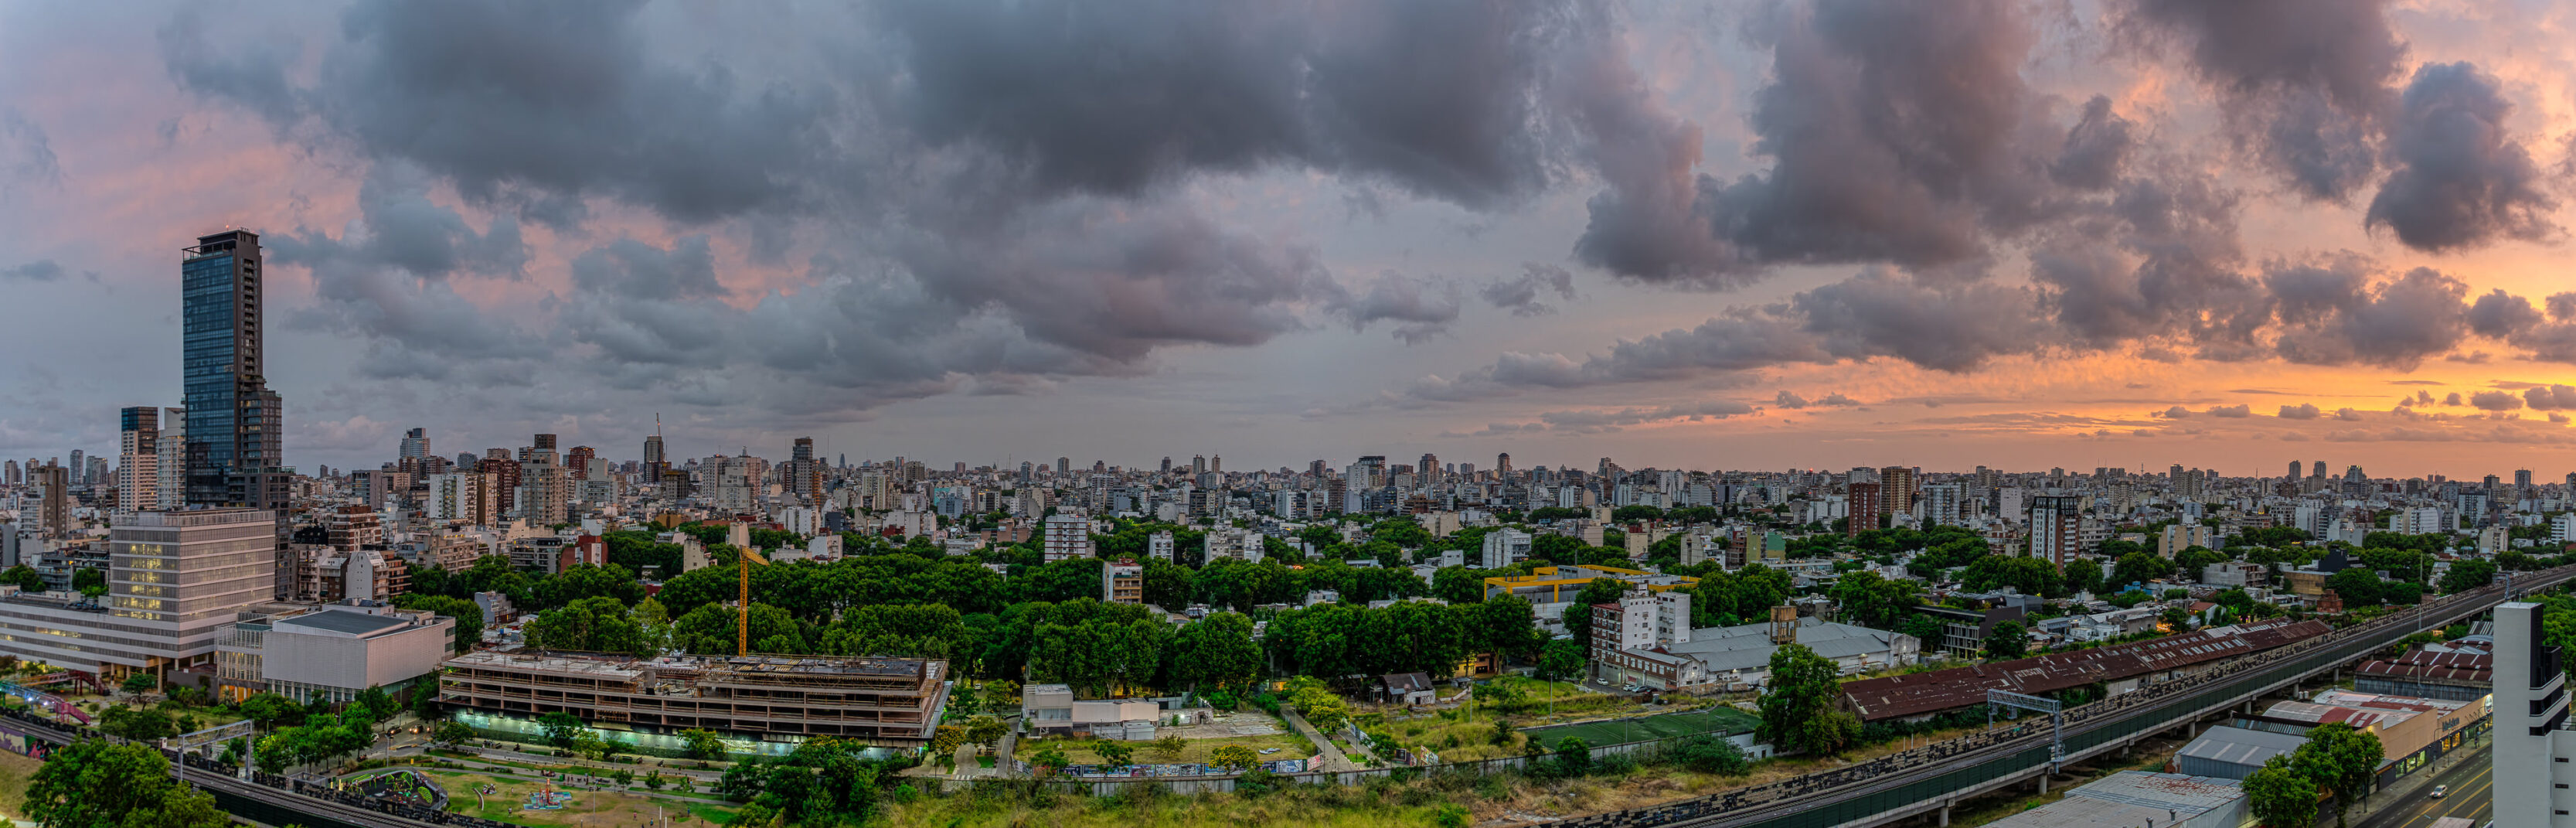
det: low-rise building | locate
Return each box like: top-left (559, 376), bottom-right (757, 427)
top-left (441, 651), bottom-right (948, 752)
top-left (1022, 683), bottom-right (1159, 740)
top-left (1592, 605), bottom-right (1918, 691)
top-left (215, 601), bottom-right (454, 704)
top-left (1981, 772), bottom-right (2246, 828)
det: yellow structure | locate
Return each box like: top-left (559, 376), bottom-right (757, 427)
top-left (1480, 564), bottom-right (1699, 603)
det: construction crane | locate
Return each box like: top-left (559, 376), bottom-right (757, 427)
top-left (737, 546), bottom-right (769, 656)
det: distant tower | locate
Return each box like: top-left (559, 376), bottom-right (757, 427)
top-left (400, 427), bottom-right (430, 462)
top-left (643, 414), bottom-right (667, 481)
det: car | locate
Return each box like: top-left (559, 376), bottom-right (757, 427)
top-left (2429, 785), bottom-right (2447, 799)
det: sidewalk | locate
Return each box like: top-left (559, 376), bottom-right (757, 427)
top-left (1281, 709), bottom-right (1356, 772)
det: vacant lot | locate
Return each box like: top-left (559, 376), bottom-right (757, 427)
top-left (410, 767), bottom-right (739, 827)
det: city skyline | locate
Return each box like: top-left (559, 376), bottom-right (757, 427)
top-left (11, 2), bottom-right (2576, 476)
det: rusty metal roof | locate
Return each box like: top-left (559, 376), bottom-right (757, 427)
top-left (1840, 619), bottom-right (2331, 721)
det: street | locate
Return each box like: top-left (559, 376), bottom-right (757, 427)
top-left (2355, 748), bottom-right (2490, 828)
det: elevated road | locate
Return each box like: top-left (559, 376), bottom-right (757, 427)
top-left (1562, 564), bottom-right (2576, 828)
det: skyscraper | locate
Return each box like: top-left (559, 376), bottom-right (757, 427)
top-left (1418, 453), bottom-right (1439, 485)
top-left (642, 416), bottom-right (667, 482)
top-left (1877, 466), bottom-right (1916, 517)
top-left (400, 428), bottom-right (430, 463)
top-left (1846, 482), bottom-right (1880, 537)
top-left (182, 230), bottom-right (286, 509)
top-left (117, 407), bottom-right (160, 509)
top-left (67, 450), bottom-right (84, 486)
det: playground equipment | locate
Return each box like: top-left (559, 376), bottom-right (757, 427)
top-left (355, 768), bottom-right (451, 810)
top-left (0, 680), bottom-right (89, 724)
top-left (524, 778), bottom-right (573, 810)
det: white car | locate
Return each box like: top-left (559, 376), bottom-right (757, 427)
top-left (2429, 785), bottom-right (2448, 799)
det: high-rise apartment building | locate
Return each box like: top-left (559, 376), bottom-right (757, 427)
top-left (31, 463), bottom-right (69, 538)
top-left (424, 472), bottom-right (496, 526)
top-left (68, 450), bottom-right (84, 486)
top-left (2029, 494), bottom-right (2082, 567)
top-left (1877, 466), bottom-right (1916, 518)
top-left (2, 460), bottom-right (15, 486)
top-left (1846, 482), bottom-right (1880, 537)
top-left (182, 230), bottom-right (287, 509)
top-left (1042, 513), bottom-right (1094, 562)
top-left (117, 407), bottom-right (160, 510)
top-left (516, 436), bottom-right (567, 526)
top-left (399, 428), bottom-right (430, 464)
top-left (1418, 453), bottom-right (1440, 485)
top-left (153, 406), bottom-right (185, 510)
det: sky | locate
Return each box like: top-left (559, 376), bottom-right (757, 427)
top-left (6, 0), bottom-right (2576, 479)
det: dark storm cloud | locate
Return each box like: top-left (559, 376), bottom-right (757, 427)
top-left (2050, 96), bottom-right (2135, 190)
top-left (2268, 262), bottom-right (2470, 370)
top-left (1788, 268), bottom-right (2052, 372)
top-left (2118, 0), bottom-right (2402, 200)
top-left (1479, 264), bottom-right (1579, 317)
top-left (169, 0), bottom-right (842, 225)
top-left (2366, 62), bottom-right (2560, 251)
top-left (271, 166), bottom-right (529, 281)
top-left (1640, 0), bottom-right (2064, 279)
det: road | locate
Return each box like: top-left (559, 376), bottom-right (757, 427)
top-left (2357, 748), bottom-right (2490, 828)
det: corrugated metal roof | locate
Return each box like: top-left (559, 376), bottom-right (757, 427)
top-left (2177, 725), bottom-right (2309, 767)
top-left (1839, 618), bottom-right (2330, 721)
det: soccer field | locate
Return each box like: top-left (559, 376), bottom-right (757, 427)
top-left (1520, 707), bottom-right (1760, 747)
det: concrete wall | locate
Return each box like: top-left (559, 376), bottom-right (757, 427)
top-left (264, 620), bottom-right (450, 691)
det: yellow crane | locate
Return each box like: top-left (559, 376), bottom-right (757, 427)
top-left (737, 547), bottom-right (769, 656)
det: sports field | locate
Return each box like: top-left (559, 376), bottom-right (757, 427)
top-left (1519, 707), bottom-right (1759, 747)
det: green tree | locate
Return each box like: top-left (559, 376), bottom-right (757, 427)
top-left (1466, 594), bottom-right (1543, 663)
top-left (1210, 744), bottom-right (1259, 769)
top-left (1536, 639), bottom-right (1587, 683)
top-left (2173, 547), bottom-right (2230, 578)
top-left (70, 567), bottom-right (104, 593)
top-left (2110, 552), bottom-right (2171, 590)
top-left (100, 707), bottom-right (175, 741)
top-left (1026, 745), bottom-right (1070, 775)
top-left (2324, 567), bottom-right (2384, 607)
top-left (1758, 643), bottom-right (1859, 756)
top-left (2301, 721), bottom-right (2384, 828)
top-left (680, 727), bottom-right (727, 759)
top-left (2438, 558), bottom-right (2497, 594)
top-left (2243, 754), bottom-right (2318, 828)
top-left (1827, 571), bottom-right (1921, 629)
top-left (1553, 736), bottom-right (1591, 775)
top-left (1558, 578), bottom-right (1629, 649)
top-left (434, 721), bottom-right (475, 747)
top-left (964, 715), bottom-right (1005, 747)
top-left (352, 684), bottom-right (398, 724)
top-left (1167, 612), bottom-right (1263, 691)
top-left (537, 710), bottom-right (586, 749)
top-left (0, 565), bottom-right (43, 592)
top-left (1670, 735), bottom-right (1750, 775)
top-left (118, 673), bottom-right (158, 697)
top-left (27, 739), bottom-right (230, 828)
top-left (1094, 740), bottom-right (1135, 766)
top-left (1983, 621), bottom-right (2028, 659)
top-left (391, 593), bottom-right (485, 654)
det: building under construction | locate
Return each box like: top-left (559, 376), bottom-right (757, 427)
top-left (439, 651), bottom-right (948, 750)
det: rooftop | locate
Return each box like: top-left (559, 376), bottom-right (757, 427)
top-left (1839, 618), bottom-right (2331, 721)
top-left (274, 609), bottom-right (414, 638)
top-left (2177, 725), bottom-right (2309, 768)
top-left (1983, 772), bottom-right (2244, 828)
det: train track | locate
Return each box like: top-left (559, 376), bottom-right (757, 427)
top-left (1560, 564), bottom-right (2576, 828)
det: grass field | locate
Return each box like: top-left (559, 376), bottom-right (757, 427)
top-left (1521, 707), bottom-right (1760, 747)
top-left (415, 767), bottom-right (739, 827)
top-left (1016, 729), bottom-right (1318, 766)
top-left (0, 750), bottom-right (40, 821)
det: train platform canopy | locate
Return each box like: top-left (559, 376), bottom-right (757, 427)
top-left (1838, 618), bottom-right (2330, 721)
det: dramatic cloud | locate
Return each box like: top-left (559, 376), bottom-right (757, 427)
top-left (1479, 264), bottom-right (1578, 317)
top-left (2366, 62), bottom-right (2559, 251)
top-left (1325, 273), bottom-right (1462, 344)
top-left (2469, 390), bottom-right (2525, 411)
top-left (2118, 0), bottom-right (2402, 200)
top-left (2525, 385), bottom-right (2576, 411)
top-left (2266, 260), bottom-right (2470, 370)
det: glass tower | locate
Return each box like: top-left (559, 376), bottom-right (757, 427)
top-left (182, 230), bottom-right (285, 509)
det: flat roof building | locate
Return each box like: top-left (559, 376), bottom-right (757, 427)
top-left (441, 650), bottom-right (948, 752)
top-left (0, 509), bottom-right (277, 680)
top-left (215, 601), bottom-right (454, 704)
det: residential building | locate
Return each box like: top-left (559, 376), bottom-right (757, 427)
top-left (1877, 466), bottom-right (1915, 516)
top-left (1847, 482), bottom-right (1880, 536)
top-left (1102, 558), bottom-right (1143, 605)
top-left (1041, 513), bottom-right (1094, 562)
top-left (1591, 606), bottom-right (1918, 691)
top-left (153, 407), bottom-right (185, 510)
top-left (2028, 493), bottom-right (2082, 565)
top-left (0, 509), bottom-right (276, 680)
top-left (2158, 523), bottom-right (2215, 557)
top-left (1147, 530), bottom-right (1173, 561)
top-left (215, 601), bottom-right (454, 704)
top-left (1480, 528), bottom-right (1532, 569)
top-left (425, 472), bottom-right (497, 526)
top-left (116, 407), bottom-right (160, 511)
top-left (181, 230), bottom-right (289, 509)
top-left (30, 464), bottom-right (68, 539)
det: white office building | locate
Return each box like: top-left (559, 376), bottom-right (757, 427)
top-left (215, 601), bottom-right (454, 704)
top-left (2496, 600), bottom-right (2576, 826)
top-left (1482, 528), bottom-right (1532, 569)
top-left (0, 509), bottom-right (275, 680)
